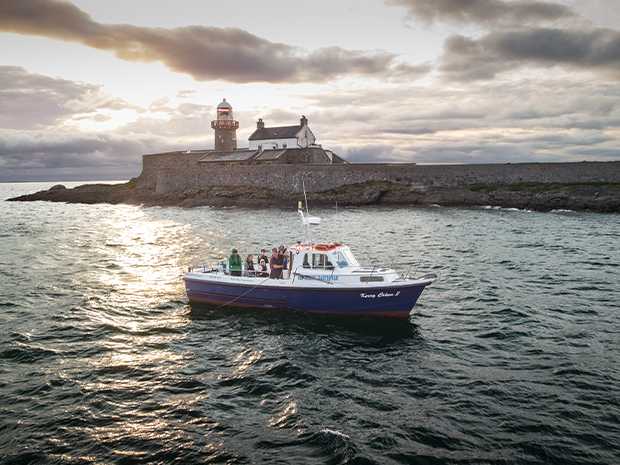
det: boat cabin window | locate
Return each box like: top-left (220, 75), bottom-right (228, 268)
top-left (341, 248), bottom-right (360, 267)
top-left (335, 251), bottom-right (349, 268)
top-left (301, 252), bottom-right (335, 269)
top-left (302, 253), bottom-right (334, 269)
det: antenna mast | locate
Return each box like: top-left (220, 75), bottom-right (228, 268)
top-left (298, 177), bottom-right (320, 243)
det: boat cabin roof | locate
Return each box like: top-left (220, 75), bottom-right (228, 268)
top-left (288, 242), bottom-right (360, 270)
top-left (289, 242), bottom-right (344, 253)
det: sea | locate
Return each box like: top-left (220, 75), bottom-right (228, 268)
top-left (0, 181), bottom-right (618, 465)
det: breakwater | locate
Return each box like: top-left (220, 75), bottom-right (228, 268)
top-left (8, 153), bottom-right (620, 212)
top-left (139, 153), bottom-right (620, 193)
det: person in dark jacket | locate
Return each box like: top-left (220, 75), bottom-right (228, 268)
top-left (229, 249), bottom-right (242, 276)
top-left (269, 247), bottom-right (284, 279)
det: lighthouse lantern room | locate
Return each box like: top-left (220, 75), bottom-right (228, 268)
top-left (211, 98), bottom-right (239, 152)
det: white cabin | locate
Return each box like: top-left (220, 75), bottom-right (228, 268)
top-left (248, 115), bottom-right (316, 150)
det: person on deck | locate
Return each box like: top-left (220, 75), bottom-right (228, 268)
top-left (269, 247), bottom-right (284, 279)
top-left (258, 249), bottom-right (269, 267)
top-left (228, 249), bottom-right (242, 277)
top-left (245, 255), bottom-right (255, 275)
top-left (258, 258), bottom-right (268, 277)
top-left (279, 245), bottom-right (289, 278)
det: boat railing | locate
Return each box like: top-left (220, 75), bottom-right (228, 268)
top-left (187, 257), bottom-right (277, 278)
top-left (187, 264), bottom-right (218, 273)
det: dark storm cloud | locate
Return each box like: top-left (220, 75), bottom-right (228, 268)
top-left (0, 132), bottom-right (153, 168)
top-left (305, 77), bottom-right (620, 165)
top-left (339, 137), bottom-right (612, 165)
top-left (0, 65), bottom-right (130, 129)
top-left (336, 144), bottom-right (401, 163)
top-left (335, 142), bottom-right (538, 164)
top-left (441, 27), bottom-right (620, 81)
top-left (0, 130), bottom-right (180, 180)
top-left (306, 80), bottom-right (620, 139)
top-left (566, 147), bottom-right (620, 158)
top-left (0, 0), bottom-right (426, 83)
top-left (385, 0), bottom-right (576, 26)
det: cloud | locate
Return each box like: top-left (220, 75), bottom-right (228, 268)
top-left (0, 65), bottom-right (131, 129)
top-left (303, 79), bottom-right (620, 137)
top-left (300, 76), bottom-right (620, 165)
top-left (337, 136), bottom-right (613, 165)
top-left (176, 89), bottom-right (196, 99)
top-left (385, 0), bottom-right (576, 26)
top-left (0, 129), bottom-right (178, 181)
top-left (440, 27), bottom-right (620, 81)
top-left (0, 0), bottom-right (427, 83)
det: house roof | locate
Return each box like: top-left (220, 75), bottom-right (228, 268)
top-left (196, 147), bottom-right (348, 164)
top-left (248, 125), bottom-right (301, 141)
top-left (253, 149), bottom-right (288, 161)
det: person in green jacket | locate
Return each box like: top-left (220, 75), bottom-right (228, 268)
top-left (229, 248), bottom-right (242, 276)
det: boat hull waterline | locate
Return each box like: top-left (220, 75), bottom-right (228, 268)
top-left (184, 276), bottom-right (432, 319)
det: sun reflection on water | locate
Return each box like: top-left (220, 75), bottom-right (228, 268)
top-left (267, 397), bottom-right (299, 429)
top-left (97, 210), bottom-right (189, 296)
top-left (231, 349), bottom-right (263, 376)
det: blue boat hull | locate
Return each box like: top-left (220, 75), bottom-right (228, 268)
top-left (184, 277), bottom-right (430, 319)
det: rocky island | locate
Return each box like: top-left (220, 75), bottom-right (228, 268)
top-left (8, 99), bottom-right (620, 212)
top-left (8, 161), bottom-right (620, 213)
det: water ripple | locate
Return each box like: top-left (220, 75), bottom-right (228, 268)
top-left (1, 183), bottom-right (619, 464)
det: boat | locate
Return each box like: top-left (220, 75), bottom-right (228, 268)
top-left (184, 201), bottom-right (436, 319)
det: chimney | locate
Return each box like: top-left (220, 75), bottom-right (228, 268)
top-left (300, 115), bottom-right (308, 127)
top-left (257, 118), bottom-right (265, 129)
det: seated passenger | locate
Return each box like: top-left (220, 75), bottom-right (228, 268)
top-left (258, 258), bottom-right (268, 277)
top-left (245, 254), bottom-right (255, 274)
top-left (258, 249), bottom-right (269, 267)
top-left (228, 248), bottom-right (242, 277)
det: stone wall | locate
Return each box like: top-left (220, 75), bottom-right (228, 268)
top-left (136, 152), bottom-right (620, 195)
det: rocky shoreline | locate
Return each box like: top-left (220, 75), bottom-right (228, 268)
top-left (7, 179), bottom-right (620, 212)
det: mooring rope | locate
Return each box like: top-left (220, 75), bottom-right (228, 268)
top-left (214, 275), bottom-right (274, 309)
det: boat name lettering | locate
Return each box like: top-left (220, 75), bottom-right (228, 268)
top-left (299, 274), bottom-right (339, 281)
top-left (360, 291), bottom-right (400, 299)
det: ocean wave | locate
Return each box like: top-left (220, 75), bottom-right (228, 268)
top-left (1, 188), bottom-right (619, 465)
top-left (479, 205), bottom-right (534, 212)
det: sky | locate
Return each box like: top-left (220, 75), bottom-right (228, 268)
top-left (1, 0), bottom-right (619, 181)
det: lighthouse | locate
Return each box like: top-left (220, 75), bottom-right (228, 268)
top-left (211, 98), bottom-right (239, 152)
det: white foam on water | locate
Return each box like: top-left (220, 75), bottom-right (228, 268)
top-left (480, 205), bottom-right (533, 213)
top-left (320, 428), bottom-right (350, 439)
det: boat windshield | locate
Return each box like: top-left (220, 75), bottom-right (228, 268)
top-left (334, 248), bottom-right (359, 268)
